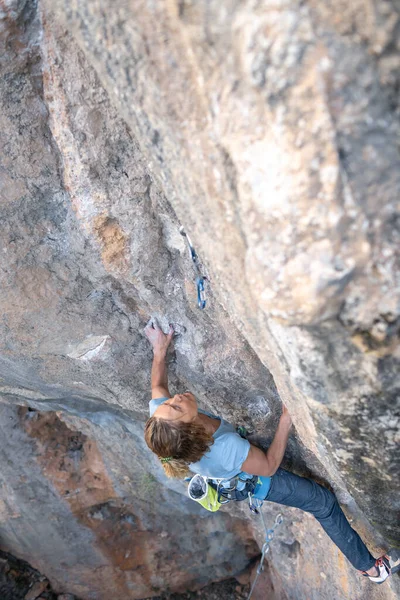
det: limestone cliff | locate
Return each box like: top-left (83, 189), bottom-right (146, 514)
top-left (0, 1), bottom-right (398, 599)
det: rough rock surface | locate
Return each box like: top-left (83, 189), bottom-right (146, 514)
top-left (0, 1), bottom-right (399, 600)
top-left (0, 548), bottom-right (67, 600)
top-left (43, 0), bottom-right (400, 538)
top-left (0, 400), bottom-right (263, 600)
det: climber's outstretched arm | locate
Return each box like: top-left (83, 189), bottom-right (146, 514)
top-left (145, 320), bottom-right (174, 399)
top-left (241, 405), bottom-right (292, 477)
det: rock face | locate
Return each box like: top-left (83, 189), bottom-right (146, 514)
top-left (0, 404), bottom-right (259, 599)
top-left (0, 1), bottom-right (399, 600)
top-left (0, 548), bottom-right (60, 600)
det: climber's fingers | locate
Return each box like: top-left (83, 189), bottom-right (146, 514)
top-left (144, 318), bottom-right (154, 331)
top-left (144, 319), bottom-right (174, 351)
top-left (281, 404), bottom-right (292, 426)
top-left (145, 317), bottom-right (161, 331)
top-left (152, 318), bottom-right (161, 331)
top-left (144, 318), bottom-right (158, 343)
top-left (167, 324), bottom-right (174, 341)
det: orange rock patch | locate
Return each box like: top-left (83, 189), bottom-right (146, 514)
top-left (93, 214), bottom-right (129, 271)
top-left (18, 409), bottom-right (153, 598)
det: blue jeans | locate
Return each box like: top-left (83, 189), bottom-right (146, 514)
top-left (265, 468), bottom-right (375, 571)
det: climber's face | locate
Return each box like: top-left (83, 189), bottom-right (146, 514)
top-left (153, 392), bottom-right (198, 423)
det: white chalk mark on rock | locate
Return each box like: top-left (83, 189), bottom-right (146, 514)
top-left (67, 335), bottom-right (110, 361)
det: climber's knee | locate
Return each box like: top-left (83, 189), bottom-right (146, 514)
top-left (312, 486), bottom-right (337, 520)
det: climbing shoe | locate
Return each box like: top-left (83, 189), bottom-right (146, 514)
top-left (362, 555), bottom-right (391, 584)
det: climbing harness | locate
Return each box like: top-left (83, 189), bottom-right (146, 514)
top-left (187, 473), bottom-right (258, 511)
top-left (186, 472), bottom-right (260, 511)
top-left (210, 474), bottom-right (259, 503)
top-left (187, 471), bottom-right (283, 599)
top-left (246, 511), bottom-right (284, 600)
top-left (186, 469), bottom-right (283, 600)
top-left (179, 226), bottom-right (207, 309)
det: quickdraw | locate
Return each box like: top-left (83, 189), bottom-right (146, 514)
top-left (246, 510), bottom-right (283, 600)
top-left (179, 226), bottom-right (207, 309)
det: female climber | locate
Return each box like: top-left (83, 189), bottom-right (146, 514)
top-left (144, 319), bottom-right (396, 584)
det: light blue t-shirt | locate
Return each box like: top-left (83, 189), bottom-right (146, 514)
top-left (149, 397), bottom-right (271, 498)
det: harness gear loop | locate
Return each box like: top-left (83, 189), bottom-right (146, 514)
top-left (209, 475), bottom-right (258, 503)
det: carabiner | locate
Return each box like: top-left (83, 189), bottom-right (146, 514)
top-left (196, 277), bottom-right (206, 309)
top-left (265, 529), bottom-right (274, 543)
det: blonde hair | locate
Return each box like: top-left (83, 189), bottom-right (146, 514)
top-left (144, 416), bottom-right (214, 478)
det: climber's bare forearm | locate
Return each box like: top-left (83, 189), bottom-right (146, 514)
top-left (264, 411), bottom-right (292, 474)
top-left (151, 353), bottom-right (170, 398)
top-left (144, 320), bottom-right (174, 399)
top-left (242, 408), bottom-right (292, 477)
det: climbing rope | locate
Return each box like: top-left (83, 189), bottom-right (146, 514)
top-left (246, 509), bottom-right (283, 600)
top-left (179, 226), bottom-right (207, 309)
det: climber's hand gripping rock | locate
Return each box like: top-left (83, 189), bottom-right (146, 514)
top-left (145, 318), bottom-right (174, 358)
